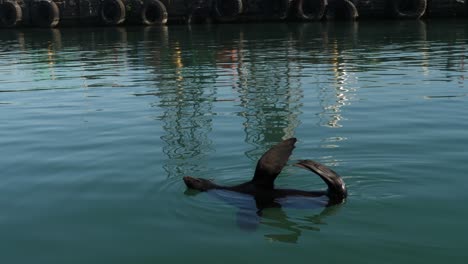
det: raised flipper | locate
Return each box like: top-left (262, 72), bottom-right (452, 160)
top-left (251, 138), bottom-right (297, 189)
top-left (294, 160), bottom-right (347, 205)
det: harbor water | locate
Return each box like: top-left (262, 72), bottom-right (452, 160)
top-left (0, 20), bottom-right (467, 263)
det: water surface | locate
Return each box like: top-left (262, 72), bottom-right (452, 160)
top-left (0, 21), bottom-right (467, 263)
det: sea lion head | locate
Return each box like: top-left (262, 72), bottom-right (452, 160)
top-left (183, 176), bottom-right (217, 191)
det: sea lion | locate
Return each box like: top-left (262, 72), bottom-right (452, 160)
top-left (183, 138), bottom-right (347, 209)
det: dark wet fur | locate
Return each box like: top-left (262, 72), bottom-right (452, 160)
top-left (183, 138), bottom-right (347, 209)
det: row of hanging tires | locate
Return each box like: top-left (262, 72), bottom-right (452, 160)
top-left (207, 0), bottom-right (467, 22)
top-left (0, 0), bottom-right (467, 28)
top-left (0, 0), bottom-right (169, 27)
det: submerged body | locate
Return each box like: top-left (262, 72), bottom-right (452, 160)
top-left (183, 138), bottom-right (348, 210)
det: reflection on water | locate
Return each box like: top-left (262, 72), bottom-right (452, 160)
top-left (223, 27), bottom-right (303, 159)
top-left (1, 21), bottom-right (467, 166)
top-left (315, 23), bottom-right (359, 129)
top-left (188, 187), bottom-right (342, 243)
top-left (157, 56), bottom-right (217, 177)
top-left (262, 205), bottom-right (342, 243)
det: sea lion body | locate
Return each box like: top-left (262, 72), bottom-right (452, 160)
top-left (183, 138), bottom-right (347, 208)
top-left (183, 176), bottom-right (327, 197)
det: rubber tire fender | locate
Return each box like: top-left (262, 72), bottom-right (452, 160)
top-left (141, 0), bottom-right (168, 25)
top-left (295, 0), bottom-right (327, 21)
top-left (391, 0), bottom-right (427, 19)
top-left (0, 0), bottom-right (22, 28)
top-left (326, 0), bottom-right (358, 20)
top-left (101, 0), bottom-right (126, 25)
top-left (31, 0), bottom-right (60, 28)
top-left (212, 0), bottom-right (243, 23)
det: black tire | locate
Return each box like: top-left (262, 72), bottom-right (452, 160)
top-left (141, 0), bottom-right (168, 25)
top-left (391, 0), bottom-right (427, 19)
top-left (326, 0), bottom-right (358, 20)
top-left (213, 0), bottom-right (243, 22)
top-left (295, 0), bottom-right (327, 21)
top-left (0, 0), bottom-right (22, 28)
top-left (101, 0), bottom-right (126, 25)
top-left (31, 0), bottom-right (60, 27)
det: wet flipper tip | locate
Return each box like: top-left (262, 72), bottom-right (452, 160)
top-left (294, 159), bottom-right (347, 204)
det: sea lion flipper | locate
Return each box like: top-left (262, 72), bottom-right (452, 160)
top-left (294, 160), bottom-right (347, 203)
top-left (251, 138), bottom-right (297, 188)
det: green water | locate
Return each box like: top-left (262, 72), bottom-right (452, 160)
top-left (0, 20), bottom-right (467, 263)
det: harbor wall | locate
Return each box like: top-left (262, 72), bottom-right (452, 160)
top-left (0, 0), bottom-right (467, 28)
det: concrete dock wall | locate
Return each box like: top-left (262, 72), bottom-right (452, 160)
top-left (0, 0), bottom-right (467, 28)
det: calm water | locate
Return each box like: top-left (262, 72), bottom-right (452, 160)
top-left (1, 21), bottom-right (467, 263)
